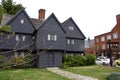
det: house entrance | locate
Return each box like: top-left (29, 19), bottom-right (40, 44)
top-left (47, 52), bottom-right (54, 67)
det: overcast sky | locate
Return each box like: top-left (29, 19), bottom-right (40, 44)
top-left (11, 0), bottom-right (120, 39)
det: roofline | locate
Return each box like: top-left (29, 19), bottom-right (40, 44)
top-left (5, 8), bottom-right (36, 30)
top-left (37, 13), bottom-right (66, 33)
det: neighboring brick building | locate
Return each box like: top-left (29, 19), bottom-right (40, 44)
top-left (94, 14), bottom-right (120, 60)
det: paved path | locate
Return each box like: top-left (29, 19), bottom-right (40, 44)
top-left (47, 67), bottom-right (98, 80)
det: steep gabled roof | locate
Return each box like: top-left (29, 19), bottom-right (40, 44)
top-left (62, 17), bottom-right (86, 39)
top-left (30, 18), bottom-right (44, 29)
top-left (37, 13), bottom-right (66, 33)
top-left (5, 8), bottom-right (36, 30)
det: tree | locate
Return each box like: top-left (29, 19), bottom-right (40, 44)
top-left (0, 0), bottom-right (23, 23)
top-left (1, 0), bottom-right (23, 14)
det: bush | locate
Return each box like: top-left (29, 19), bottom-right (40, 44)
top-left (63, 54), bottom-right (96, 67)
top-left (106, 72), bottom-right (120, 80)
top-left (63, 54), bottom-right (75, 67)
top-left (73, 55), bottom-right (87, 66)
top-left (85, 54), bottom-right (96, 65)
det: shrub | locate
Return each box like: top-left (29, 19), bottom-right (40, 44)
top-left (63, 54), bottom-right (96, 67)
top-left (85, 54), bottom-right (96, 65)
top-left (73, 55), bottom-right (87, 66)
top-left (106, 72), bottom-right (120, 80)
top-left (63, 54), bottom-right (75, 67)
top-left (12, 56), bottom-right (26, 69)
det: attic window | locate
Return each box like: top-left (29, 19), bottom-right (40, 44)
top-left (20, 19), bottom-right (24, 24)
top-left (69, 26), bottom-right (74, 31)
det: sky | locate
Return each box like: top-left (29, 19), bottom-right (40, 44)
top-left (6, 0), bottom-right (120, 39)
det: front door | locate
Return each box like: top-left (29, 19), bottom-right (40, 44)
top-left (47, 52), bottom-right (54, 67)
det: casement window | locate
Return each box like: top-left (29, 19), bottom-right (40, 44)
top-left (22, 35), bottom-right (26, 41)
top-left (67, 39), bottom-right (70, 44)
top-left (107, 35), bottom-right (111, 40)
top-left (48, 34), bottom-right (57, 41)
top-left (69, 26), bottom-right (74, 31)
top-left (20, 19), bottom-right (24, 24)
top-left (113, 32), bottom-right (118, 39)
top-left (67, 39), bottom-right (75, 45)
top-left (101, 36), bottom-right (105, 41)
top-left (16, 35), bottom-right (19, 41)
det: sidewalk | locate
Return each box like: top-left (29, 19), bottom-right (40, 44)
top-left (47, 67), bottom-right (98, 80)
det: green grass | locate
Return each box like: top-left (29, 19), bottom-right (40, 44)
top-left (63, 65), bottom-right (120, 80)
top-left (0, 68), bottom-right (70, 80)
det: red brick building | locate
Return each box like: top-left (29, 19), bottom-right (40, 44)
top-left (94, 14), bottom-right (120, 60)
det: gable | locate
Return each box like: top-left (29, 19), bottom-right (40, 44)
top-left (6, 9), bottom-right (35, 34)
top-left (36, 13), bottom-right (66, 50)
top-left (62, 18), bottom-right (86, 39)
top-left (38, 13), bottom-right (65, 34)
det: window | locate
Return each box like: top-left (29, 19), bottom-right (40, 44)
top-left (22, 36), bottom-right (26, 41)
top-left (96, 38), bottom-right (99, 42)
top-left (16, 35), bottom-right (19, 41)
top-left (67, 39), bottom-right (70, 44)
top-left (69, 26), bottom-right (74, 31)
top-left (113, 32), bottom-right (118, 39)
top-left (102, 44), bottom-right (105, 49)
top-left (101, 36), bottom-right (105, 41)
top-left (107, 35), bottom-right (111, 40)
top-left (71, 40), bottom-right (74, 44)
top-left (67, 39), bottom-right (75, 45)
top-left (20, 19), bottom-right (24, 24)
top-left (47, 34), bottom-right (57, 41)
top-left (21, 52), bottom-right (25, 58)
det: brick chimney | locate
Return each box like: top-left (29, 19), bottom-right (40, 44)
top-left (38, 9), bottom-right (45, 20)
top-left (116, 14), bottom-right (120, 23)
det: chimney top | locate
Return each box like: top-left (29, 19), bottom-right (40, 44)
top-left (116, 14), bottom-right (120, 23)
top-left (38, 9), bottom-right (45, 20)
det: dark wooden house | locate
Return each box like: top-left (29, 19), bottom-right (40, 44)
top-left (0, 8), bottom-right (86, 68)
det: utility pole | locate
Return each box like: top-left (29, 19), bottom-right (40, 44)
top-left (107, 40), bottom-right (112, 67)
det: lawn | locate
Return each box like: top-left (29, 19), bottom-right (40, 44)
top-left (0, 68), bottom-right (70, 80)
top-left (63, 65), bottom-right (120, 80)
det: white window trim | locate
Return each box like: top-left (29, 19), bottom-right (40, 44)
top-left (48, 34), bottom-right (57, 41)
top-left (48, 34), bottom-right (50, 41)
top-left (107, 35), bottom-right (111, 40)
top-left (101, 36), bottom-right (105, 42)
top-left (69, 26), bottom-right (74, 31)
top-left (21, 19), bottom-right (24, 24)
top-left (22, 35), bottom-right (26, 41)
top-left (71, 40), bottom-right (74, 45)
top-left (67, 39), bottom-right (75, 45)
top-left (67, 39), bottom-right (70, 44)
top-left (16, 35), bottom-right (19, 41)
top-left (54, 35), bottom-right (57, 41)
top-left (113, 32), bottom-right (118, 39)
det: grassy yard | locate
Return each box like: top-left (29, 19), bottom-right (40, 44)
top-left (63, 65), bottom-right (120, 80)
top-left (0, 68), bottom-right (70, 80)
